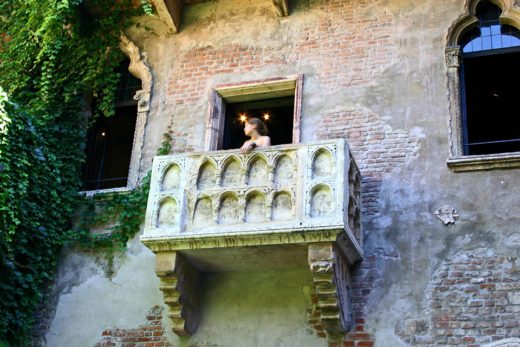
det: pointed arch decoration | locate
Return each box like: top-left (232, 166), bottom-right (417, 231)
top-left (447, 0), bottom-right (520, 46)
top-left (119, 34), bottom-right (153, 188)
top-left (445, 0), bottom-right (520, 171)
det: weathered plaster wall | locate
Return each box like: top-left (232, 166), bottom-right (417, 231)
top-left (45, 0), bottom-right (520, 346)
top-left (45, 239), bottom-right (175, 347)
top-left (187, 270), bottom-right (322, 347)
top-left (45, 239), bottom-right (321, 347)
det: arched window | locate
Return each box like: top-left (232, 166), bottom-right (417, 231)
top-left (458, 1), bottom-right (520, 156)
top-left (82, 59), bottom-right (140, 190)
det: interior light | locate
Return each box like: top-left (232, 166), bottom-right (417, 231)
top-left (239, 114), bottom-right (247, 122)
top-left (101, 131), bottom-right (106, 137)
top-left (263, 113), bottom-right (270, 120)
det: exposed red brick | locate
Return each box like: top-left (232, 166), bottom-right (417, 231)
top-left (355, 341), bottom-right (374, 347)
top-left (348, 332), bottom-right (370, 340)
top-left (462, 336), bottom-right (476, 343)
top-left (94, 306), bottom-right (170, 347)
top-left (398, 252), bottom-right (520, 346)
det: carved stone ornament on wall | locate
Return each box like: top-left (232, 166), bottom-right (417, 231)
top-left (445, 47), bottom-right (460, 68)
top-left (434, 205), bottom-right (459, 225)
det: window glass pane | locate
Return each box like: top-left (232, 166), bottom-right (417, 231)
top-left (491, 35), bottom-right (502, 49)
top-left (473, 38), bottom-right (482, 51)
top-left (502, 35), bottom-right (512, 48)
top-left (482, 36), bottom-right (492, 50)
top-left (490, 24), bottom-right (501, 35)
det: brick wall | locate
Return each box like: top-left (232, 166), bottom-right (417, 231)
top-left (94, 306), bottom-right (171, 347)
top-left (341, 255), bottom-right (378, 347)
top-left (315, 108), bottom-right (419, 217)
top-left (161, 0), bottom-right (401, 157)
top-left (166, 2), bottom-right (396, 102)
top-left (159, 2), bottom-right (418, 345)
top-left (160, 0), bottom-right (420, 217)
top-left (316, 256), bottom-right (378, 347)
top-left (398, 250), bottom-right (520, 346)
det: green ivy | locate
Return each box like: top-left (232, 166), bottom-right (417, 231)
top-left (75, 172), bottom-right (151, 249)
top-left (0, 1), bottom-right (155, 345)
top-left (140, 0), bottom-right (154, 16)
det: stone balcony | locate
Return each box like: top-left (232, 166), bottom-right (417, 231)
top-left (141, 139), bottom-right (363, 341)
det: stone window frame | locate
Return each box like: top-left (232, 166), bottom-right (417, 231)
top-left (204, 75), bottom-right (303, 151)
top-left (83, 35), bottom-right (153, 195)
top-left (445, 0), bottom-right (520, 172)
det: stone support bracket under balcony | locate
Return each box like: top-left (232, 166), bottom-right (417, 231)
top-left (141, 139), bottom-right (363, 341)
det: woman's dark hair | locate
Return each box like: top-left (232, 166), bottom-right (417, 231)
top-left (247, 117), bottom-right (269, 136)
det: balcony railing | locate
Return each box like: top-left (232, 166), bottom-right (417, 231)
top-left (141, 139), bottom-right (362, 248)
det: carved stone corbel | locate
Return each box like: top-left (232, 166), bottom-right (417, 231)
top-left (155, 252), bottom-right (201, 335)
top-left (308, 243), bottom-right (352, 342)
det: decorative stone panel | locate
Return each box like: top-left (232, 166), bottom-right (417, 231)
top-left (142, 139), bottom-right (362, 248)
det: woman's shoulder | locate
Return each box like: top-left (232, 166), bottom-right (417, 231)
top-left (259, 136), bottom-right (271, 146)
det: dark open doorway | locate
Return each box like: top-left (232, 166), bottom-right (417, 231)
top-left (462, 50), bottom-right (520, 155)
top-left (222, 96), bottom-right (294, 150)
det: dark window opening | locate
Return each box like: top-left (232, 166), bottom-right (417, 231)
top-left (462, 51), bottom-right (520, 155)
top-left (459, 1), bottom-right (520, 155)
top-left (82, 59), bottom-right (140, 190)
top-left (222, 96), bottom-right (294, 150)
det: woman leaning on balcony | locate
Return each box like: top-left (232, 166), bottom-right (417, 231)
top-left (240, 117), bottom-right (271, 153)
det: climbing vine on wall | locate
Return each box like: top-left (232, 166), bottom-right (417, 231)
top-left (0, 1), bottom-right (153, 344)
